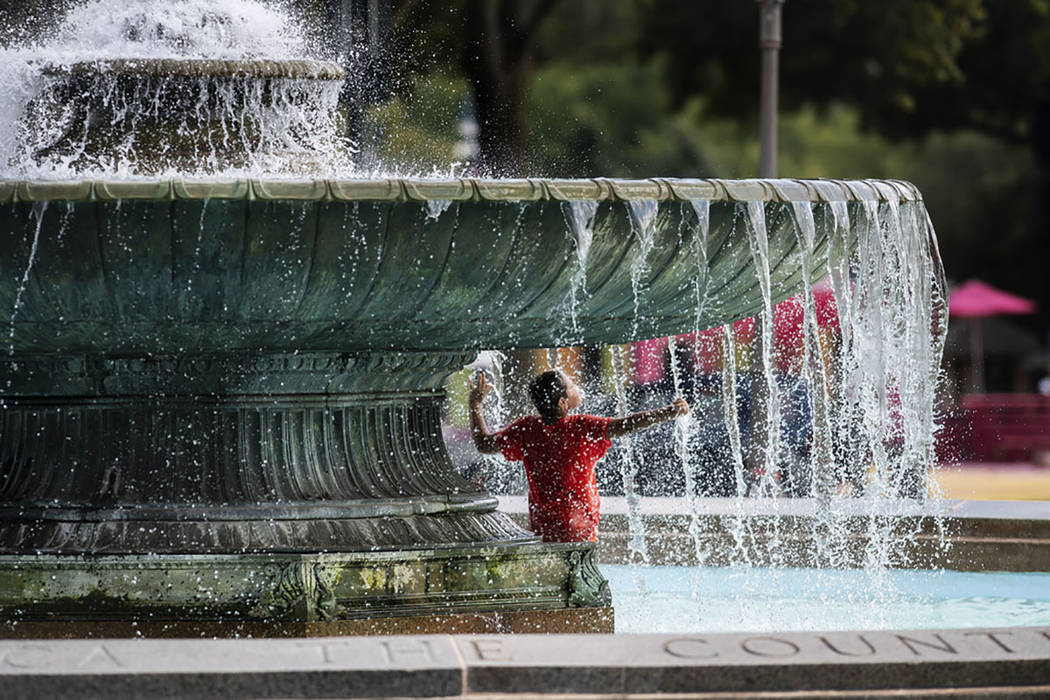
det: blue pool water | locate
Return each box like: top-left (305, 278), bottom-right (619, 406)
top-left (606, 565), bottom-right (1050, 634)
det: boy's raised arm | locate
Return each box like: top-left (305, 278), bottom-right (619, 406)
top-left (607, 397), bottom-right (689, 438)
top-left (469, 371), bottom-right (502, 454)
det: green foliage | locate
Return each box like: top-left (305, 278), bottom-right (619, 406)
top-left (637, 0), bottom-right (987, 137)
top-left (367, 74), bottom-right (466, 173)
top-left (528, 61), bottom-right (712, 178)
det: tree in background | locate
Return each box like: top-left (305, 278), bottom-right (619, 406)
top-left (637, 0), bottom-right (1050, 316)
top-left (462, 0), bottom-right (558, 175)
top-left (387, 0), bottom-right (558, 175)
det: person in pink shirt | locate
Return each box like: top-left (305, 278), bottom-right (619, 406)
top-left (469, 369), bottom-right (688, 542)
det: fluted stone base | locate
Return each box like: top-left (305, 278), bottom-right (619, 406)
top-left (0, 351), bottom-right (519, 555)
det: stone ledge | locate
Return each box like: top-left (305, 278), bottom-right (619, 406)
top-left (1, 607), bottom-right (613, 639)
top-left (0, 627), bottom-right (1047, 699)
top-left (0, 177), bottom-right (923, 204)
top-left (497, 497), bottom-right (1050, 571)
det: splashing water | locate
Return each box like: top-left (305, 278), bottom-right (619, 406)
top-left (463, 192), bottom-right (948, 612)
top-left (46, 0), bottom-right (311, 60)
top-left (0, 0), bottom-right (347, 179)
top-left (627, 199), bottom-right (659, 337)
top-left (463, 350), bottom-right (514, 488)
top-left (610, 343), bottom-right (651, 575)
top-left (8, 201), bottom-right (47, 356)
top-left (426, 199), bottom-right (452, 221)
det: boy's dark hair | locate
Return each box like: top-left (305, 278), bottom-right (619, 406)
top-left (529, 370), bottom-right (568, 423)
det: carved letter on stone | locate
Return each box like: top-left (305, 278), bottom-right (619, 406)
top-left (3, 645), bottom-right (53, 668)
top-left (895, 633), bottom-right (958, 657)
top-left (79, 645), bottom-right (124, 668)
top-left (819, 635), bottom-right (877, 657)
top-left (740, 637), bottom-right (801, 657)
top-left (470, 639), bottom-right (511, 661)
top-left (963, 631), bottom-right (1015, 654)
top-left (300, 641), bottom-right (350, 664)
top-left (381, 640), bottom-right (434, 665)
top-left (663, 638), bottom-right (718, 659)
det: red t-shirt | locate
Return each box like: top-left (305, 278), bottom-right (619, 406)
top-left (495, 414), bottom-right (612, 542)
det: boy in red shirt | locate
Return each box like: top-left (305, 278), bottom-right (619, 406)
top-left (469, 369), bottom-right (689, 542)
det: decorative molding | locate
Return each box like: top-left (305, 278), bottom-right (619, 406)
top-left (0, 393), bottom-right (475, 511)
top-left (0, 177), bottom-right (925, 204)
top-left (0, 544), bottom-right (593, 624)
top-left (0, 351), bottom-right (473, 395)
top-left (567, 546), bottom-right (612, 608)
top-left (50, 58), bottom-right (345, 81)
top-left (267, 561), bottom-right (341, 621)
top-left (0, 512), bottom-right (533, 555)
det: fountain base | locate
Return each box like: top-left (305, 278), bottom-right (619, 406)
top-left (0, 542), bottom-right (612, 635)
top-left (0, 347), bottom-right (611, 632)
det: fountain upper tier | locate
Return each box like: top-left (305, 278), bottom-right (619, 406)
top-left (16, 58), bottom-right (346, 177)
top-left (2, 176), bottom-right (923, 370)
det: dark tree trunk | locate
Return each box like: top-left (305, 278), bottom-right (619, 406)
top-left (463, 0), bottom-right (558, 176)
top-left (1033, 98), bottom-right (1050, 328)
top-left (325, 0), bottom-right (392, 165)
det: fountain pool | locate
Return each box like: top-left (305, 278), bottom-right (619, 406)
top-left (608, 565), bottom-right (1050, 634)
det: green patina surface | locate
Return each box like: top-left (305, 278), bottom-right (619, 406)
top-left (0, 543), bottom-right (605, 624)
top-left (0, 182), bottom-right (888, 355)
top-left (0, 178), bottom-right (923, 622)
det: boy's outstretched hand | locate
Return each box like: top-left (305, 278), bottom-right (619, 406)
top-left (468, 370), bottom-right (492, 408)
top-left (608, 395), bottom-right (691, 438)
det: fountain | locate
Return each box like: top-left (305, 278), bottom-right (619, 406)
top-left (0, 1), bottom-right (951, 637)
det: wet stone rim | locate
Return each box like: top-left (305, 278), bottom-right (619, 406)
top-left (0, 177), bottom-right (923, 204)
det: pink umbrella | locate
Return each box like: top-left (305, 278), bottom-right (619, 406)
top-left (949, 279), bottom-right (1036, 392)
top-left (949, 279), bottom-right (1036, 317)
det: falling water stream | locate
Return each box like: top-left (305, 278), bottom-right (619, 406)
top-left (7, 201), bottom-right (46, 357)
top-left (466, 192), bottom-right (950, 627)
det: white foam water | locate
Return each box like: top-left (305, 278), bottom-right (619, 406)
top-left (7, 201), bottom-right (47, 357)
top-left (0, 0), bottom-right (346, 179)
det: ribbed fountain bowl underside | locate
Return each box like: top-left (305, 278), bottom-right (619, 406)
top-left (0, 177), bottom-right (923, 358)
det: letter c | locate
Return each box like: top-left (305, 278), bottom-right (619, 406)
top-left (663, 638), bottom-right (719, 659)
top-left (3, 644), bottom-right (53, 669)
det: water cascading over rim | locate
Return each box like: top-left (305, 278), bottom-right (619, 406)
top-left (0, 175), bottom-right (927, 556)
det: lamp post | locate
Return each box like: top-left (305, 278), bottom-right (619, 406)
top-left (758, 0), bottom-right (785, 178)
